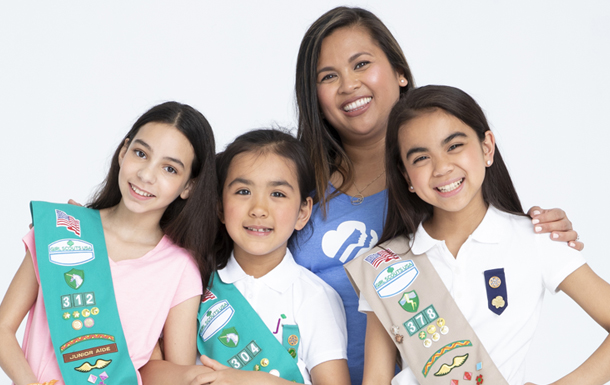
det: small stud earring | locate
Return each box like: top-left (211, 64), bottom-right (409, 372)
top-left (401, 79), bottom-right (405, 83)
top-left (409, 186), bottom-right (414, 191)
top-left (486, 160), bottom-right (492, 166)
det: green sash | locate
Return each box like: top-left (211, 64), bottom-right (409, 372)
top-left (197, 272), bottom-right (304, 383)
top-left (31, 201), bottom-right (137, 385)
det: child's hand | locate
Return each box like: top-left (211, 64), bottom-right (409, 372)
top-left (195, 355), bottom-right (265, 385)
top-left (528, 206), bottom-right (583, 250)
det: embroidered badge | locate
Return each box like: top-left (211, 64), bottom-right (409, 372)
top-left (49, 239), bottom-right (94, 266)
top-left (202, 289), bottom-right (217, 303)
top-left (450, 380), bottom-right (458, 385)
top-left (227, 341), bottom-right (261, 369)
top-left (433, 353), bottom-right (469, 376)
top-left (99, 372), bottom-right (109, 381)
top-left (464, 371), bottom-right (472, 380)
top-left (422, 340), bottom-right (473, 377)
top-left (288, 348), bottom-right (297, 358)
top-left (74, 359), bottom-right (112, 372)
top-left (476, 374), bottom-right (484, 384)
top-left (476, 362), bottom-right (482, 371)
top-left (63, 344), bottom-right (118, 363)
top-left (64, 269), bottom-right (85, 290)
top-left (364, 248), bottom-right (400, 268)
top-left (60, 334), bottom-right (116, 352)
top-left (403, 305), bottom-right (439, 337)
top-left (199, 300), bottom-right (235, 342)
top-left (218, 327), bottom-right (240, 348)
top-left (87, 374), bottom-right (97, 383)
top-left (55, 209), bottom-right (81, 236)
top-left (373, 260), bottom-right (419, 298)
top-left (399, 290), bottom-right (419, 312)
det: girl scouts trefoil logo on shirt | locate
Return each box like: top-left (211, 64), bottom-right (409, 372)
top-left (49, 239), bottom-right (95, 266)
top-left (199, 300), bottom-right (235, 342)
top-left (374, 260), bottom-right (419, 298)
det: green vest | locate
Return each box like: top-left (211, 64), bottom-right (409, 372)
top-left (197, 272), bottom-right (304, 383)
top-left (31, 201), bottom-right (138, 385)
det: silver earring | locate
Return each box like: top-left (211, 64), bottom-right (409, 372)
top-left (409, 186), bottom-right (414, 191)
top-left (401, 79), bottom-right (405, 83)
top-left (486, 160), bottom-right (492, 166)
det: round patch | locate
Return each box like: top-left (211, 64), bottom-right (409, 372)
top-left (91, 307), bottom-right (100, 315)
top-left (82, 309), bottom-right (91, 317)
top-left (423, 339), bottom-right (432, 348)
top-left (269, 369), bottom-right (280, 377)
top-left (288, 348), bottom-right (296, 358)
top-left (84, 317), bottom-right (95, 328)
top-left (72, 311), bottom-right (80, 318)
top-left (253, 365), bottom-right (260, 371)
top-left (287, 334), bottom-right (299, 346)
top-left (426, 324), bottom-right (436, 334)
top-left (489, 276), bottom-right (501, 289)
top-left (72, 320), bottom-right (83, 330)
top-left (436, 318), bottom-right (445, 328)
top-left (260, 358), bottom-right (269, 367)
top-left (440, 325), bottom-right (449, 335)
top-left (432, 332), bottom-right (440, 342)
top-left (418, 331), bottom-right (426, 340)
top-left (63, 312), bottom-right (71, 320)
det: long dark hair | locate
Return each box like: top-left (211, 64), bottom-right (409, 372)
top-left (215, 129), bottom-right (315, 270)
top-left (381, 85), bottom-right (525, 244)
top-left (296, 6), bottom-right (414, 213)
top-left (89, 101), bottom-right (218, 290)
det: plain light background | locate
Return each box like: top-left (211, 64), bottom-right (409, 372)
top-left (1, 1), bottom-right (609, 384)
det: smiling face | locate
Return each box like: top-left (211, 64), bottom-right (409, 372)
top-left (399, 109), bottom-right (495, 218)
top-left (118, 122), bottom-right (194, 217)
top-left (220, 151), bottom-right (312, 264)
top-left (316, 26), bottom-right (407, 145)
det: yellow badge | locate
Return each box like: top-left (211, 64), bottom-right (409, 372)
top-left (492, 296), bottom-right (505, 308)
top-left (489, 276), bottom-right (501, 289)
top-left (260, 358), bottom-right (269, 367)
top-left (288, 334), bottom-right (299, 346)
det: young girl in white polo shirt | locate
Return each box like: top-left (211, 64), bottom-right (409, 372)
top-left (345, 85), bottom-right (610, 385)
top-left (141, 129), bottom-right (350, 385)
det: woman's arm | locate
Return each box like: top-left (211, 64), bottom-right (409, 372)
top-left (362, 312), bottom-right (396, 385)
top-left (310, 359), bottom-right (350, 385)
top-left (0, 252), bottom-right (43, 385)
top-left (528, 206), bottom-right (583, 250)
top-left (533, 264), bottom-right (610, 385)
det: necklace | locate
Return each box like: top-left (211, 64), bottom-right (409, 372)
top-left (350, 171), bottom-right (385, 205)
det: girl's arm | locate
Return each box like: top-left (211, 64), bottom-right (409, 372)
top-left (193, 355), bottom-right (348, 385)
top-left (533, 264), bottom-right (610, 385)
top-left (362, 312), bottom-right (396, 385)
top-left (528, 206), bottom-right (583, 250)
top-left (161, 295), bottom-right (200, 364)
top-left (0, 252), bottom-right (42, 385)
top-left (139, 296), bottom-right (203, 384)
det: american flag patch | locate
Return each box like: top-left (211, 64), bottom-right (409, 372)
top-left (55, 210), bottom-right (81, 236)
top-left (364, 248), bottom-right (399, 268)
top-left (202, 289), bottom-right (216, 303)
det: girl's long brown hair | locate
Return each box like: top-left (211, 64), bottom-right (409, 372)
top-left (381, 85), bottom-right (525, 245)
top-left (88, 101), bottom-right (218, 290)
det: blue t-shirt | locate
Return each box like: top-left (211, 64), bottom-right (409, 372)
top-left (292, 186), bottom-right (387, 385)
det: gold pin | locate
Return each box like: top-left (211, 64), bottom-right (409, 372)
top-left (489, 276), bottom-right (501, 289)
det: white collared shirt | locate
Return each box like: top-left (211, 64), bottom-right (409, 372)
top-left (360, 206), bottom-right (585, 385)
top-left (218, 249), bottom-right (348, 384)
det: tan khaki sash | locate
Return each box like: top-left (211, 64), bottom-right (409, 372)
top-left (344, 236), bottom-right (508, 385)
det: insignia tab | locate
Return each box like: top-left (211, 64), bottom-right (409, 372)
top-left (483, 268), bottom-right (508, 315)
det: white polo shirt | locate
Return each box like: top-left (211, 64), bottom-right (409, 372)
top-left (360, 205), bottom-right (585, 385)
top-left (219, 249), bottom-right (348, 384)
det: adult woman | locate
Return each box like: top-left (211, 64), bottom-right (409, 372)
top-left (292, 7), bottom-right (582, 385)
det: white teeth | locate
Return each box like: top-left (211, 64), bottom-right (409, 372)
top-left (131, 184), bottom-right (153, 197)
top-left (343, 97), bottom-right (372, 112)
top-left (246, 227), bottom-right (271, 232)
top-left (437, 179), bottom-right (463, 193)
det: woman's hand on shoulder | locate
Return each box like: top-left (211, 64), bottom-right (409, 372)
top-left (527, 206), bottom-right (583, 250)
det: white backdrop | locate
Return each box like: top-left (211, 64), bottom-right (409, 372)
top-left (1, 1), bottom-right (609, 384)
